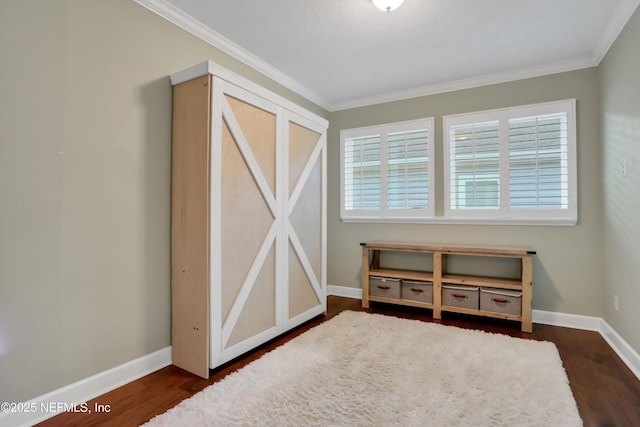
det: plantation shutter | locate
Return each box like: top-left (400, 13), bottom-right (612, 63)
top-left (387, 129), bottom-right (430, 210)
top-left (344, 135), bottom-right (381, 210)
top-left (509, 113), bottom-right (569, 209)
top-left (448, 121), bottom-right (500, 210)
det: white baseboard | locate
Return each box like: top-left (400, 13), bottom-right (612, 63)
top-left (599, 320), bottom-right (640, 380)
top-left (531, 309), bottom-right (603, 331)
top-left (327, 284), bottom-right (363, 299)
top-left (328, 285), bottom-right (640, 380)
top-left (0, 346), bottom-right (172, 427)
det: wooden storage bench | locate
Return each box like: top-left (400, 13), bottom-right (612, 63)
top-left (361, 242), bottom-right (535, 333)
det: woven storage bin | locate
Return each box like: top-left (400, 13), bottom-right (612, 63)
top-left (369, 277), bottom-right (401, 299)
top-left (401, 280), bottom-right (433, 303)
top-left (442, 284), bottom-right (479, 310)
top-left (480, 287), bottom-right (522, 316)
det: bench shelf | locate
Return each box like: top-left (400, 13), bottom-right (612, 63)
top-left (361, 242), bottom-right (535, 333)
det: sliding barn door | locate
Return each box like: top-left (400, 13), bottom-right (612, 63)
top-left (211, 80), bottom-right (281, 366)
top-left (285, 113), bottom-right (326, 328)
top-left (171, 61), bottom-right (328, 377)
top-left (209, 78), bottom-right (326, 368)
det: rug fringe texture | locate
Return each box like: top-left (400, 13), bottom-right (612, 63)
top-left (144, 311), bottom-right (582, 426)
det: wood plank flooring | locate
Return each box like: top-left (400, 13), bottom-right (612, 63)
top-left (37, 296), bottom-right (640, 427)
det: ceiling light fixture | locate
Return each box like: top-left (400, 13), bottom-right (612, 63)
top-left (372, 0), bottom-right (405, 12)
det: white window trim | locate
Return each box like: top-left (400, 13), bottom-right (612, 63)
top-left (340, 118), bottom-right (435, 222)
top-left (443, 99), bottom-right (577, 225)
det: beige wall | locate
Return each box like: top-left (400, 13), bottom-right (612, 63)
top-left (0, 0), bottom-right (67, 404)
top-left (600, 6), bottom-right (640, 352)
top-left (328, 68), bottom-right (604, 318)
top-left (0, 0), bottom-right (327, 404)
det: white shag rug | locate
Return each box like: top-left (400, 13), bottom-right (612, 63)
top-left (144, 311), bottom-right (582, 427)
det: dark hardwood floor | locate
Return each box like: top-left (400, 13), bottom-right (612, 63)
top-left (37, 296), bottom-right (640, 427)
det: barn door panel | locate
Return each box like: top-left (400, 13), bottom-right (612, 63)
top-left (214, 81), bottom-right (280, 365)
top-left (286, 116), bottom-right (326, 325)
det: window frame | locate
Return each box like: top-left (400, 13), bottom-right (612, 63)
top-left (443, 99), bottom-right (577, 225)
top-left (340, 118), bottom-right (435, 223)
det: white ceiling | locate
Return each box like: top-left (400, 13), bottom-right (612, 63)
top-left (140, 0), bottom-right (639, 111)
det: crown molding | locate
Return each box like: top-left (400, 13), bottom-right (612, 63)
top-left (330, 56), bottom-right (598, 111)
top-left (134, 0), bottom-right (638, 113)
top-left (591, 0), bottom-right (640, 64)
top-left (330, 0), bottom-right (639, 111)
top-left (132, 0), bottom-right (331, 111)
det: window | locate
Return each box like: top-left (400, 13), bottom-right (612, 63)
top-left (339, 99), bottom-right (577, 225)
top-left (444, 99), bottom-right (576, 224)
top-left (340, 118), bottom-right (435, 222)
top-left (447, 119), bottom-right (501, 211)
